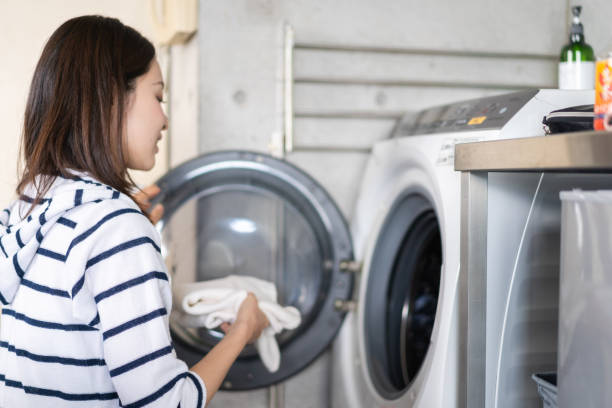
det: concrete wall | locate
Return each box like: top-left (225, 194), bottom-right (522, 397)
top-left (574, 0), bottom-right (612, 57)
top-left (195, 0), bottom-right (612, 222)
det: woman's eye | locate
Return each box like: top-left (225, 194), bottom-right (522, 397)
top-left (156, 96), bottom-right (166, 103)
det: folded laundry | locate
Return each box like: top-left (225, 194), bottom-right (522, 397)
top-left (173, 275), bottom-right (301, 372)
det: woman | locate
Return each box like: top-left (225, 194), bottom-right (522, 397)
top-left (0, 15), bottom-right (268, 407)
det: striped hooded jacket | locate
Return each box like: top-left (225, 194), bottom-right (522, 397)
top-left (0, 173), bottom-right (206, 407)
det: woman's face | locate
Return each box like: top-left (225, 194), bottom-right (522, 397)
top-left (124, 59), bottom-right (168, 171)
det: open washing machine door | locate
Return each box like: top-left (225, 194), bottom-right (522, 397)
top-left (151, 150), bottom-right (354, 390)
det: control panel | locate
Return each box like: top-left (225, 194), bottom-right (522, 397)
top-left (394, 89), bottom-right (539, 137)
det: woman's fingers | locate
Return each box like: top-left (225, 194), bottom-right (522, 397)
top-left (148, 203), bottom-right (164, 224)
top-left (244, 293), bottom-right (270, 343)
top-left (134, 184), bottom-right (161, 205)
top-left (133, 184), bottom-right (164, 224)
top-left (141, 184), bottom-right (161, 197)
top-left (260, 309), bottom-right (270, 329)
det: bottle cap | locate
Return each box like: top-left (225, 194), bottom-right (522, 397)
top-left (571, 6), bottom-right (584, 35)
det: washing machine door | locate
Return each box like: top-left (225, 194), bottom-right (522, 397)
top-left (151, 151), bottom-right (354, 390)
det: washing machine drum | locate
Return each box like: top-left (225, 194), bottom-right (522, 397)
top-left (151, 151), bottom-right (354, 390)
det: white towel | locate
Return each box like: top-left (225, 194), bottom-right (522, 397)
top-left (173, 275), bottom-right (301, 372)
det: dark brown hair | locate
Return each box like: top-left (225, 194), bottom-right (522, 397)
top-left (17, 15), bottom-right (155, 212)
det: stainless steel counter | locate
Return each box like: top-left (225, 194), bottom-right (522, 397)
top-left (454, 130), bottom-right (612, 408)
top-left (455, 130), bottom-right (612, 172)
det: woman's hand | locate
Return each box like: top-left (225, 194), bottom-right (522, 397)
top-left (221, 293), bottom-right (269, 343)
top-left (134, 184), bottom-right (164, 224)
top-left (192, 293), bottom-right (270, 404)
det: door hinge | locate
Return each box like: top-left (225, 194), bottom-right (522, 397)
top-left (334, 299), bottom-right (357, 312)
top-left (339, 260), bottom-right (362, 274)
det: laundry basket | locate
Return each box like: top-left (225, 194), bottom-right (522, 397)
top-left (531, 373), bottom-right (557, 408)
top-left (558, 190), bottom-right (612, 407)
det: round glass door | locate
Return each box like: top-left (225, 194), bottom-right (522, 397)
top-left (152, 151), bottom-right (353, 390)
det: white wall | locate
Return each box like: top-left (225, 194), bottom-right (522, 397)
top-left (0, 1), bottom-right (178, 206)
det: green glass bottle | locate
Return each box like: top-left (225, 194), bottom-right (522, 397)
top-left (558, 6), bottom-right (595, 89)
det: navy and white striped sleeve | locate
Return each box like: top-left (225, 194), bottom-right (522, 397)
top-left (74, 204), bottom-right (206, 407)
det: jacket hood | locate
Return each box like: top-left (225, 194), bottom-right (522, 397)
top-left (0, 173), bottom-right (129, 305)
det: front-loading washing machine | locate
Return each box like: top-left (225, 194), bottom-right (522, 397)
top-left (151, 151), bottom-right (355, 391)
top-left (331, 89), bottom-right (594, 408)
top-left (150, 89), bottom-right (593, 405)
